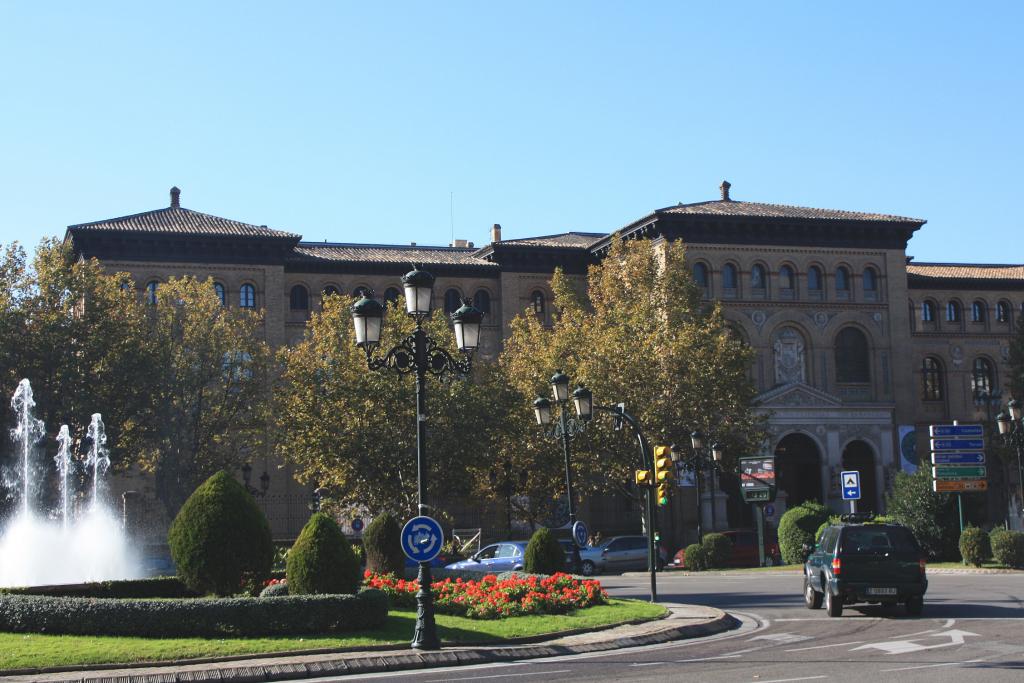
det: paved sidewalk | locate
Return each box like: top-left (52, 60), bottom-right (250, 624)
top-left (3, 604), bottom-right (735, 683)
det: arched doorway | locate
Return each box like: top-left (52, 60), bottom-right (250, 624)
top-left (775, 433), bottom-right (823, 507)
top-left (841, 440), bottom-right (877, 513)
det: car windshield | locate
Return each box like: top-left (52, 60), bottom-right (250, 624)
top-left (842, 526), bottom-right (919, 554)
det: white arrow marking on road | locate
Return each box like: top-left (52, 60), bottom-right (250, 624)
top-left (851, 629), bottom-right (979, 655)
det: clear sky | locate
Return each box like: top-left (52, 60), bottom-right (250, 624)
top-left (1, 2), bottom-right (1021, 263)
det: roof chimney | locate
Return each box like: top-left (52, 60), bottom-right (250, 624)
top-left (491, 223), bottom-right (502, 243)
top-left (170, 186), bottom-right (181, 208)
top-left (719, 180), bottom-right (731, 201)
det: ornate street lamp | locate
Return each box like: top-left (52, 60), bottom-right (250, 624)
top-left (350, 268), bottom-right (483, 651)
top-left (997, 399), bottom-right (1024, 517)
top-left (240, 462), bottom-right (270, 497)
top-left (684, 431), bottom-right (724, 541)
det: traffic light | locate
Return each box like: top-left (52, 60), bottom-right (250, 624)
top-left (654, 445), bottom-right (673, 506)
top-left (635, 469), bottom-right (652, 486)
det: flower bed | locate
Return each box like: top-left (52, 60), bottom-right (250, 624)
top-left (363, 571), bottom-right (607, 619)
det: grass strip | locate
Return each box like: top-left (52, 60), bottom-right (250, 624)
top-left (0, 599), bottom-right (666, 671)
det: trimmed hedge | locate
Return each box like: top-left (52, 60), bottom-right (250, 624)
top-left (701, 533), bottom-right (732, 569)
top-left (990, 529), bottom-right (1024, 568)
top-left (0, 576), bottom-right (194, 599)
top-left (287, 513), bottom-right (362, 595)
top-left (524, 527), bottom-right (565, 574)
top-left (778, 501), bottom-right (830, 565)
top-left (363, 512), bottom-right (405, 576)
top-left (959, 526), bottom-right (990, 567)
top-left (0, 589), bottom-right (388, 637)
top-left (684, 543), bottom-right (708, 571)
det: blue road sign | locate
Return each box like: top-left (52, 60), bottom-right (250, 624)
top-left (841, 470), bottom-right (861, 500)
top-left (572, 521), bottom-right (588, 548)
top-left (930, 438), bottom-right (984, 451)
top-left (931, 452), bottom-right (986, 465)
top-left (401, 516), bottom-right (443, 563)
top-left (351, 518), bottom-right (364, 533)
top-left (929, 424), bottom-right (983, 438)
top-left (764, 504), bottom-right (775, 518)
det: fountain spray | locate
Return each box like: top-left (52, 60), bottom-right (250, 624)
top-left (10, 379), bottom-right (45, 518)
top-left (54, 425), bottom-right (73, 529)
top-left (85, 414), bottom-right (109, 510)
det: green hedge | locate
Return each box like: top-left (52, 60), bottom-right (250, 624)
top-left (701, 533), bottom-right (732, 568)
top-left (525, 527), bottom-right (566, 574)
top-left (0, 589), bottom-right (388, 637)
top-left (990, 529), bottom-right (1024, 568)
top-left (778, 502), bottom-right (830, 565)
top-left (0, 576), bottom-right (194, 598)
top-left (684, 543), bottom-right (708, 571)
top-left (287, 513), bottom-right (362, 595)
top-left (959, 526), bottom-right (990, 567)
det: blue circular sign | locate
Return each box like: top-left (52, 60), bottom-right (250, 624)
top-left (351, 518), bottom-right (364, 532)
top-left (572, 521), bottom-right (589, 548)
top-left (401, 516), bottom-right (444, 563)
top-left (764, 504), bottom-right (775, 518)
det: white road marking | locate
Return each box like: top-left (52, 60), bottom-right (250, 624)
top-left (747, 676), bottom-right (827, 683)
top-left (425, 669), bottom-right (572, 682)
top-left (851, 629), bottom-right (979, 655)
top-left (773, 617), bottom-right (884, 622)
top-left (750, 632), bottom-right (813, 644)
top-left (942, 618), bottom-right (956, 628)
top-left (784, 640), bottom-right (864, 652)
top-left (631, 654), bottom-right (742, 666)
top-left (881, 658), bottom-right (986, 673)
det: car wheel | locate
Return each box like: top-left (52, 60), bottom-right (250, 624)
top-left (581, 560), bottom-right (596, 576)
top-left (804, 574), bottom-right (823, 609)
top-left (906, 596), bottom-right (924, 616)
top-left (825, 585), bottom-right (843, 617)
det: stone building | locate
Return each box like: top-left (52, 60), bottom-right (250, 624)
top-left (66, 183), bottom-right (1024, 544)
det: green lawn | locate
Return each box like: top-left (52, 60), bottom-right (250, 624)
top-left (924, 561), bottom-right (1019, 571)
top-left (0, 599), bottom-right (666, 672)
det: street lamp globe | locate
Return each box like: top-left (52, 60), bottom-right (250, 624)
top-left (351, 294), bottom-right (385, 348)
top-left (1010, 399), bottom-right (1022, 422)
top-left (711, 442), bottom-right (725, 462)
top-left (450, 299), bottom-right (484, 352)
top-left (401, 267), bottom-right (435, 317)
top-left (572, 386), bottom-right (593, 421)
top-left (690, 430), bottom-right (705, 451)
top-left (550, 370), bottom-right (571, 403)
top-left (533, 397), bottom-right (553, 425)
top-left (998, 411), bottom-right (1011, 436)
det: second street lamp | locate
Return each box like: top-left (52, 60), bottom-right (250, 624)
top-left (997, 399), bottom-right (1024, 519)
top-left (351, 267), bottom-right (483, 651)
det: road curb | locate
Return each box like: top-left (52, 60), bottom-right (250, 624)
top-left (6, 606), bottom-right (738, 682)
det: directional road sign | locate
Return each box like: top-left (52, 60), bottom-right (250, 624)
top-left (841, 470), bottom-right (861, 500)
top-left (932, 465), bottom-right (986, 480)
top-left (929, 424), bottom-right (984, 438)
top-left (401, 515), bottom-right (444, 563)
top-left (933, 480), bottom-right (988, 493)
top-left (930, 438), bottom-right (985, 451)
top-left (931, 452), bottom-right (985, 465)
top-left (572, 521), bottom-right (589, 548)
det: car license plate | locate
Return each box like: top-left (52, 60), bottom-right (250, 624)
top-left (866, 587), bottom-right (897, 595)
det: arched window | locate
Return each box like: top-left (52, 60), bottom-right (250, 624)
top-left (862, 267), bottom-right (878, 292)
top-left (751, 264), bottom-right (767, 290)
top-left (835, 267), bottom-right (850, 292)
top-left (946, 300), bottom-right (961, 322)
top-left (971, 358), bottom-right (994, 399)
top-left (808, 266), bottom-right (823, 293)
top-left (835, 327), bottom-right (870, 383)
top-left (722, 264), bottom-right (738, 290)
top-left (693, 263), bottom-right (709, 289)
top-left (779, 265), bottom-right (795, 290)
top-left (531, 290), bottom-right (546, 316)
top-left (922, 300), bottom-right (935, 322)
top-left (473, 289), bottom-right (491, 315)
top-left (971, 300), bottom-right (986, 323)
top-left (213, 282), bottom-right (226, 306)
top-left (444, 288), bottom-right (462, 314)
top-left (922, 357), bottom-right (944, 401)
top-left (322, 285), bottom-right (340, 298)
top-left (997, 301), bottom-right (1011, 323)
top-left (383, 287), bottom-right (401, 306)
top-left (352, 286), bottom-right (371, 298)
top-left (289, 285), bottom-right (309, 311)
top-left (239, 283), bottom-right (256, 308)
top-left (145, 281), bottom-right (159, 305)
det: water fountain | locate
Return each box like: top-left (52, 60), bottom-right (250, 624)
top-left (0, 379), bottom-right (141, 587)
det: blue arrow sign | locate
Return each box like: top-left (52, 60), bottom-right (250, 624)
top-left (931, 452), bottom-right (986, 465)
top-left (401, 516), bottom-right (443, 563)
top-left (930, 438), bottom-right (984, 451)
top-left (929, 424), bottom-right (984, 438)
top-left (841, 470), bottom-right (861, 500)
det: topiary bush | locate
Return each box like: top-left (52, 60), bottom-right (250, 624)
top-left (363, 512), bottom-right (405, 576)
top-left (683, 543), bottom-right (708, 571)
top-left (778, 501), bottom-right (830, 565)
top-left (701, 533), bottom-right (732, 568)
top-left (259, 580), bottom-right (289, 597)
top-left (959, 526), bottom-right (991, 567)
top-left (286, 513), bottom-right (362, 595)
top-left (524, 527), bottom-right (566, 574)
top-left (990, 529), bottom-right (1024, 568)
top-left (167, 470), bottom-right (274, 596)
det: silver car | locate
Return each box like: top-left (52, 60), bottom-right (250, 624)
top-left (579, 535), bottom-right (650, 575)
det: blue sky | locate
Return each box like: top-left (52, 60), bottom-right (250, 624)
top-left (0, 2), bottom-right (1021, 263)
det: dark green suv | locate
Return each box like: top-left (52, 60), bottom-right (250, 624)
top-left (803, 516), bottom-right (927, 617)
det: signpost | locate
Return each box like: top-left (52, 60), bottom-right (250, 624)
top-left (928, 423), bottom-right (988, 533)
top-left (934, 480), bottom-right (988, 493)
top-left (739, 456), bottom-right (776, 567)
top-left (572, 520), bottom-right (589, 549)
top-left (841, 470), bottom-right (861, 513)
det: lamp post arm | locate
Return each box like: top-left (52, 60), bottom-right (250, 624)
top-left (593, 404), bottom-right (652, 470)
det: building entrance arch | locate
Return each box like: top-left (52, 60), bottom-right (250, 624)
top-left (841, 440), bottom-right (877, 512)
top-left (774, 432), bottom-right (823, 507)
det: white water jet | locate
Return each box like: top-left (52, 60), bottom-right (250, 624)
top-left (54, 425), bottom-right (73, 529)
top-left (85, 413), bottom-right (109, 510)
top-left (10, 379), bottom-right (45, 519)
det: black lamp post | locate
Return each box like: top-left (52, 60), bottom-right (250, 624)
top-left (240, 462), bottom-right (270, 497)
top-left (997, 399), bottom-right (1024, 519)
top-left (350, 267), bottom-right (483, 651)
top-left (532, 372), bottom-right (589, 574)
top-left (489, 460), bottom-right (527, 539)
top-left (685, 432), bottom-right (724, 542)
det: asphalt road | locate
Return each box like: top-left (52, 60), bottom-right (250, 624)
top-left (337, 570), bottom-right (1024, 683)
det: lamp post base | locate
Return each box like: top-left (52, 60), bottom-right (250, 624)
top-left (411, 562), bottom-right (440, 650)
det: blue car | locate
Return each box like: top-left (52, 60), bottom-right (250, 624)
top-left (444, 541), bottom-right (528, 573)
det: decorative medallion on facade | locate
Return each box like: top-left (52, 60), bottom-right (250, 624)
top-left (773, 327), bottom-right (806, 384)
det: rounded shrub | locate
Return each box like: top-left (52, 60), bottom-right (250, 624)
top-left (167, 470), bottom-right (273, 596)
top-left (363, 512), bottom-right (405, 576)
top-left (259, 581), bottom-right (289, 597)
top-left (778, 501), bottom-right (830, 565)
top-left (683, 543), bottom-right (708, 571)
top-left (524, 527), bottom-right (566, 574)
top-left (287, 513), bottom-right (362, 595)
top-left (701, 533), bottom-right (732, 568)
top-left (990, 529), bottom-right (1024, 568)
top-left (959, 525), bottom-right (991, 567)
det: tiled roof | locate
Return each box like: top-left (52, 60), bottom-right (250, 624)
top-left (658, 199), bottom-right (924, 224)
top-left (907, 263), bottom-right (1024, 281)
top-left (496, 232), bottom-right (606, 249)
top-left (291, 243), bottom-right (499, 269)
top-left (68, 207), bottom-right (300, 240)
